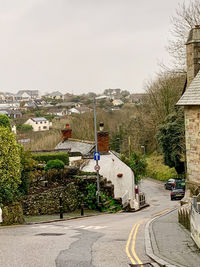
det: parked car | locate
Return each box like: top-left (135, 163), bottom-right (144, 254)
top-left (164, 179), bottom-right (177, 190)
top-left (164, 178), bottom-right (184, 190)
top-left (170, 187), bottom-right (185, 200)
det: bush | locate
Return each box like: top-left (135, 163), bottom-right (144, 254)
top-left (0, 127), bottom-right (21, 205)
top-left (83, 184), bottom-right (97, 209)
top-left (45, 159), bottom-right (65, 171)
top-left (0, 113), bottom-right (11, 131)
top-left (146, 152), bottom-right (177, 181)
top-left (32, 152), bottom-right (69, 165)
top-left (17, 124), bottom-right (33, 132)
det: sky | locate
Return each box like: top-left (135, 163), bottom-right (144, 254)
top-left (0, 0), bottom-right (186, 95)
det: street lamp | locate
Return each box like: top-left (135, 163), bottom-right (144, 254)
top-left (93, 97), bottom-right (100, 205)
top-left (93, 96), bottom-right (107, 206)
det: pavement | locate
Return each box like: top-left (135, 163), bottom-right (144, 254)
top-left (146, 209), bottom-right (200, 267)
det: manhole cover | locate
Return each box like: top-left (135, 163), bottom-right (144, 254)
top-left (129, 264), bottom-right (153, 267)
top-left (36, 233), bottom-right (65, 236)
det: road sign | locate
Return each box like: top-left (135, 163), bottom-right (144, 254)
top-left (94, 151), bottom-right (100, 161)
top-left (94, 164), bottom-right (100, 171)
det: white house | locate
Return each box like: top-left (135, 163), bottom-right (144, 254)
top-left (24, 117), bottom-right (52, 131)
top-left (82, 151), bottom-right (137, 209)
top-left (48, 91), bottom-right (64, 100)
top-left (113, 99), bottom-right (124, 106)
top-left (55, 122), bottom-right (139, 210)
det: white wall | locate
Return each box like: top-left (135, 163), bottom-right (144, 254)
top-left (82, 151), bottom-right (135, 201)
top-left (25, 119), bottom-right (50, 131)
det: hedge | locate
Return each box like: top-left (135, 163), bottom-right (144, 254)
top-left (146, 152), bottom-right (177, 181)
top-left (32, 152), bottom-right (69, 165)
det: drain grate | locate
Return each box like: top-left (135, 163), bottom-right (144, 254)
top-left (36, 233), bottom-right (65, 236)
top-left (129, 263), bottom-right (153, 267)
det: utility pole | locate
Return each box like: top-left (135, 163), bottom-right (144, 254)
top-left (93, 97), bottom-right (100, 206)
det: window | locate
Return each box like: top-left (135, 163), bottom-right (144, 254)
top-left (43, 126), bottom-right (47, 129)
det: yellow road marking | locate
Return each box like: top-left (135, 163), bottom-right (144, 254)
top-left (152, 209), bottom-right (170, 217)
top-left (131, 221), bottom-right (143, 265)
top-left (126, 224), bottom-right (136, 264)
top-left (126, 220), bottom-right (145, 265)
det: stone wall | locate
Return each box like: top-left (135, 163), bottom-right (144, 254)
top-left (22, 176), bottom-right (114, 216)
top-left (185, 106), bottom-right (200, 193)
top-left (22, 183), bottom-right (79, 216)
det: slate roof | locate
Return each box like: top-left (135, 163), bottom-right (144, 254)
top-left (55, 139), bottom-right (95, 155)
top-left (177, 70), bottom-right (200, 106)
top-left (31, 117), bottom-right (47, 122)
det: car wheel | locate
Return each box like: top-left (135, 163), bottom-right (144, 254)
top-left (171, 197), bottom-right (174, 201)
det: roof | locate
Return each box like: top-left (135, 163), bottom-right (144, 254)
top-left (31, 117), bottom-right (47, 122)
top-left (55, 139), bottom-right (95, 155)
top-left (177, 70), bottom-right (200, 106)
top-left (16, 90), bottom-right (39, 97)
top-left (49, 91), bottom-right (63, 97)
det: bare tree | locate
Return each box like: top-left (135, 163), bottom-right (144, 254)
top-left (168, 0), bottom-right (200, 68)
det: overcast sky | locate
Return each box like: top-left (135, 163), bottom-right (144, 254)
top-left (0, 0), bottom-right (186, 95)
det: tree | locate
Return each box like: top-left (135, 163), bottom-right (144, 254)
top-left (168, 0), bottom-right (200, 67)
top-left (0, 127), bottom-right (21, 204)
top-left (156, 108), bottom-right (185, 175)
top-left (121, 152), bottom-right (147, 182)
top-left (0, 114), bottom-right (11, 131)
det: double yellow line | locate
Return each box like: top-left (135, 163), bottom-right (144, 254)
top-left (126, 220), bottom-right (144, 266)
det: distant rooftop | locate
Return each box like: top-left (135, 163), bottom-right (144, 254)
top-left (31, 117), bottom-right (47, 122)
top-left (177, 70), bottom-right (200, 106)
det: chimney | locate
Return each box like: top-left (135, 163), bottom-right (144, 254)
top-left (97, 122), bottom-right (109, 152)
top-left (61, 124), bottom-right (72, 141)
top-left (186, 25), bottom-right (200, 87)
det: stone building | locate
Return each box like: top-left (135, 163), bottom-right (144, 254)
top-left (177, 25), bottom-right (200, 197)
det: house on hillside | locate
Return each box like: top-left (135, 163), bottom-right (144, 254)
top-left (69, 106), bottom-right (92, 114)
top-left (54, 123), bottom-right (139, 210)
top-left (15, 90), bottom-right (40, 100)
top-left (0, 109), bottom-right (22, 119)
top-left (24, 117), bottom-right (52, 131)
top-left (0, 92), bottom-right (5, 100)
top-left (47, 108), bottom-right (67, 117)
top-left (48, 91), bottom-right (64, 100)
top-left (113, 99), bottom-right (124, 106)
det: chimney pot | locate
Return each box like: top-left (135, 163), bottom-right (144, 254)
top-left (99, 122), bottom-right (104, 131)
top-left (61, 124), bottom-right (72, 141)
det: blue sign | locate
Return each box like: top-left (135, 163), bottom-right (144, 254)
top-left (94, 152), bottom-right (100, 160)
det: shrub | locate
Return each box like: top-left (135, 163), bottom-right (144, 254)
top-left (146, 152), bottom-right (177, 181)
top-left (0, 127), bottom-right (21, 204)
top-left (32, 152), bottom-right (69, 165)
top-left (83, 184), bottom-right (97, 209)
top-left (0, 113), bottom-right (11, 131)
top-left (45, 159), bottom-right (65, 171)
top-left (17, 124), bottom-right (33, 132)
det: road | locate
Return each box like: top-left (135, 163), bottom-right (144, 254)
top-left (0, 179), bottom-right (179, 267)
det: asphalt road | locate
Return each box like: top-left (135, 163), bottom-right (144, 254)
top-left (0, 179), bottom-right (179, 267)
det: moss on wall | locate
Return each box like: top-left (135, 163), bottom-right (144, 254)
top-left (22, 183), bottom-right (79, 216)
